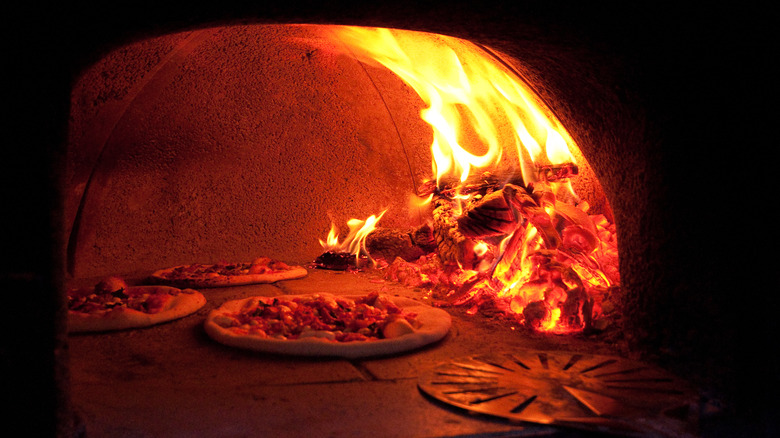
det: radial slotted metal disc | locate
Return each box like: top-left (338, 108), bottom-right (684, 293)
top-left (418, 350), bottom-right (700, 436)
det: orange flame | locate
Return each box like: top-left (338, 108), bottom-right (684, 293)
top-left (334, 26), bottom-right (577, 189)
top-left (319, 210), bottom-right (387, 265)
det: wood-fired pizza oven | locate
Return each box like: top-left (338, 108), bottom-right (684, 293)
top-left (2, 2), bottom-right (773, 437)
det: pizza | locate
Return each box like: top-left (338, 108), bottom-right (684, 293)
top-left (149, 257), bottom-right (308, 288)
top-left (67, 276), bottom-right (206, 333)
top-left (204, 292), bottom-right (451, 358)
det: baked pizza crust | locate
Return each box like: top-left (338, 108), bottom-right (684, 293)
top-left (204, 294), bottom-right (451, 358)
top-left (149, 265), bottom-right (308, 288)
top-left (68, 286), bottom-right (207, 333)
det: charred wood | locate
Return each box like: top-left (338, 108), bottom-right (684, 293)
top-left (431, 198), bottom-right (469, 265)
top-left (417, 171), bottom-right (525, 199)
top-left (312, 251), bottom-right (367, 270)
top-left (365, 225), bottom-right (435, 263)
top-left (537, 163), bottom-right (578, 182)
top-left (457, 189), bottom-right (518, 238)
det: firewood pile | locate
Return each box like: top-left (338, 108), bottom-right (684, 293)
top-left (318, 171), bottom-right (620, 333)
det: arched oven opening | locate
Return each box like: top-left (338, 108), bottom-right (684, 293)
top-left (65, 23), bottom-right (617, 333)
top-left (3, 2), bottom-right (771, 438)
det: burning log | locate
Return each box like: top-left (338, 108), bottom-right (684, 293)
top-left (312, 251), bottom-right (366, 271)
top-left (431, 197), bottom-right (469, 265)
top-left (434, 180), bottom-right (565, 268)
top-left (418, 171), bottom-right (525, 199)
top-left (457, 189), bottom-right (519, 238)
top-left (425, 172), bottom-right (526, 268)
top-left (365, 225), bottom-right (436, 263)
top-left (314, 211), bottom-right (388, 270)
top-left (536, 163), bottom-right (578, 182)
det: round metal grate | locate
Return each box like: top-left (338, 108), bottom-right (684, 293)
top-left (418, 350), bottom-right (700, 436)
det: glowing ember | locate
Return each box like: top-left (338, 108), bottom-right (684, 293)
top-left (326, 27), bottom-right (619, 333)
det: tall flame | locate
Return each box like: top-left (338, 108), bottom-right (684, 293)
top-left (334, 26), bottom-right (577, 188)
top-left (330, 26), bottom-right (617, 333)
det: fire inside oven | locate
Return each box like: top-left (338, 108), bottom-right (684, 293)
top-left (67, 24), bottom-right (618, 334)
top-left (64, 23), bottom-right (710, 437)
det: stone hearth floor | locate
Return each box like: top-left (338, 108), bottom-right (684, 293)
top-left (68, 268), bottom-right (630, 437)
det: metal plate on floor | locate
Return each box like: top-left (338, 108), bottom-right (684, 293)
top-left (418, 350), bottom-right (700, 436)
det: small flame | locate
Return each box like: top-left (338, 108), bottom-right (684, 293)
top-left (319, 210), bottom-right (387, 265)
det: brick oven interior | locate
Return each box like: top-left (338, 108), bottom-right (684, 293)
top-left (3, 2), bottom-right (774, 438)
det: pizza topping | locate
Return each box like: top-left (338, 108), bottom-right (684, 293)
top-left (67, 278), bottom-right (181, 315)
top-left (213, 292), bottom-right (419, 342)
